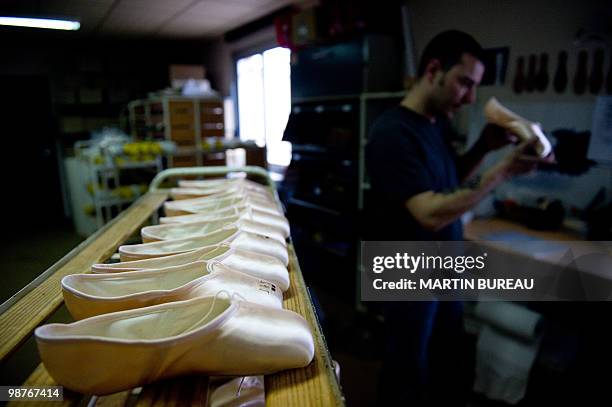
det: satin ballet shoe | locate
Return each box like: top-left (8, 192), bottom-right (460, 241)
top-left (178, 178), bottom-right (235, 188)
top-left (171, 180), bottom-right (274, 201)
top-left (484, 97), bottom-right (552, 157)
top-left (171, 187), bottom-right (272, 202)
top-left (160, 206), bottom-right (290, 239)
top-left (176, 186), bottom-right (276, 206)
top-left (161, 205), bottom-right (239, 220)
top-left (209, 376), bottom-right (264, 407)
top-left (91, 244), bottom-right (290, 292)
top-left (118, 226), bottom-right (288, 265)
top-left (164, 195), bottom-right (282, 217)
top-left (171, 183), bottom-right (275, 202)
top-left (35, 294), bottom-right (314, 395)
top-left (141, 216), bottom-right (286, 245)
top-left (179, 178), bottom-right (271, 195)
top-left (170, 186), bottom-right (278, 205)
top-left (63, 261), bottom-right (283, 320)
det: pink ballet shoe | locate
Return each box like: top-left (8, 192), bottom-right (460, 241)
top-left (35, 294), bottom-right (314, 395)
top-left (141, 216), bottom-right (286, 245)
top-left (91, 244), bottom-right (290, 291)
top-left (63, 261), bottom-right (283, 320)
top-left (164, 195), bottom-right (282, 217)
top-left (118, 226), bottom-right (288, 265)
top-left (160, 206), bottom-right (290, 238)
top-left (484, 97), bottom-right (552, 157)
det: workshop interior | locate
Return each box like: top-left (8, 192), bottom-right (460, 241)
top-left (0, 0), bottom-right (611, 406)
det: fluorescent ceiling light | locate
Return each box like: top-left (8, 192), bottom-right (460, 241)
top-left (0, 17), bottom-right (80, 31)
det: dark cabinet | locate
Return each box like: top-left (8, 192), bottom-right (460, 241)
top-left (282, 35), bottom-right (402, 303)
top-left (290, 35), bottom-right (402, 98)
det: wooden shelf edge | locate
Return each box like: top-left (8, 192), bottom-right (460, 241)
top-left (265, 244), bottom-right (345, 406)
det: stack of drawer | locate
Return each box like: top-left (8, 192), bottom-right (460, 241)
top-left (168, 101), bottom-right (197, 147)
top-left (129, 96), bottom-right (225, 167)
top-left (200, 101), bottom-right (224, 138)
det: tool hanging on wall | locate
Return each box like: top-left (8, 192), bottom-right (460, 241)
top-left (495, 50), bottom-right (506, 86)
top-left (513, 56), bottom-right (525, 93)
top-left (525, 54), bottom-right (537, 92)
top-left (573, 50), bottom-right (588, 94)
top-left (553, 51), bottom-right (568, 93)
top-left (589, 48), bottom-right (604, 94)
top-left (535, 53), bottom-right (549, 92)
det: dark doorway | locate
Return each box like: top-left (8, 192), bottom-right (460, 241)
top-left (0, 75), bottom-right (65, 233)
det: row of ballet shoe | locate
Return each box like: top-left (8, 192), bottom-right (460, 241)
top-left (34, 177), bottom-right (315, 397)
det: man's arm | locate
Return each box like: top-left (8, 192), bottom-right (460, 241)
top-left (407, 138), bottom-right (542, 231)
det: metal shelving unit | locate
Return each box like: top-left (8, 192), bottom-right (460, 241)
top-left (75, 139), bottom-right (164, 229)
top-left (357, 91), bottom-right (406, 209)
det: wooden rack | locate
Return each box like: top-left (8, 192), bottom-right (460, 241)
top-left (0, 167), bottom-right (344, 406)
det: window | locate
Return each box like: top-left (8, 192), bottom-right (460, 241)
top-left (237, 47), bottom-right (292, 166)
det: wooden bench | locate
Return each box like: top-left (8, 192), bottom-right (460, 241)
top-left (0, 167), bottom-right (344, 406)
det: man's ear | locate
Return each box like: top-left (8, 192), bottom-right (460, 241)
top-left (424, 59), bottom-right (442, 83)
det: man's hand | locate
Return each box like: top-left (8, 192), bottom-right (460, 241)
top-left (477, 123), bottom-right (518, 152)
top-left (496, 138), bottom-right (556, 178)
top-left (458, 123), bottom-right (519, 181)
top-left (406, 138), bottom-right (555, 232)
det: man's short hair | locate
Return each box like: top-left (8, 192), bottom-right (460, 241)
top-left (417, 30), bottom-right (484, 77)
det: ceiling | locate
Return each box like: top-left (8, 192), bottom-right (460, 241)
top-left (0, 0), bottom-right (300, 39)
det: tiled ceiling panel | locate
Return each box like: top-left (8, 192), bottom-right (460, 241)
top-left (157, 0), bottom-right (291, 37)
top-left (100, 6), bottom-right (175, 35)
top-left (0, 0), bottom-right (297, 39)
top-left (158, 1), bottom-right (251, 36)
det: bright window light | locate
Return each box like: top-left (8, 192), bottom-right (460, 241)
top-left (237, 47), bottom-right (292, 166)
top-left (237, 54), bottom-right (265, 146)
top-left (0, 17), bottom-right (80, 31)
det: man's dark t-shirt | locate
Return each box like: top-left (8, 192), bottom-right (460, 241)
top-left (365, 105), bottom-right (463, 241)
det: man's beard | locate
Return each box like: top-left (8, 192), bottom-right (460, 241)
top-left (427, 74), bottom-right (451, 119)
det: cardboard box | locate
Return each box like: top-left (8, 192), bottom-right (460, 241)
top-left (292, 8), bottom-right (318, 46)
top-left (169, 65), bottom-right (206, 83)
